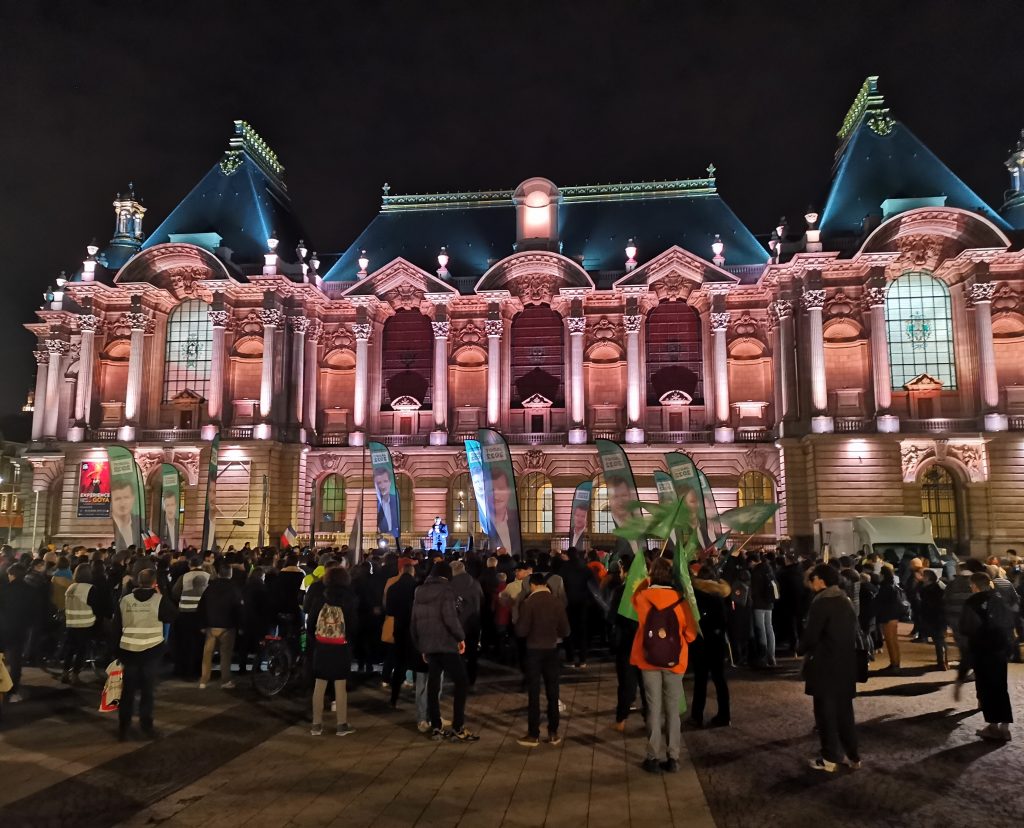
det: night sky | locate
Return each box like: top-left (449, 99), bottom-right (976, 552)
top-left (2, 0), bottom-right (1022, 435)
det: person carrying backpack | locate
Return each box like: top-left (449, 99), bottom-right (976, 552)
top-left (306, 566), bottom-right (359, 737)
top-left (630, 557), bottom-right (697, 775)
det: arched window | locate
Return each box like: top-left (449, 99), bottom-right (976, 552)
top-left (164, 299), bottom-right (213, 402)
top-left (320, 474), bottom-right (346, 533)
top-left (737, 471), bottom-right (775, 534)
top-left (920, 465), bottom-right (959, 552)
top-left (885, 273), bottom-right (957, 390)
top-left (511, 306), bottom-right (565, 407)
top-left (381, 310), bottom-right (433, 408)
top-left (448, 472), bottom-right (482, 538)
top-left (646, 301), bottom-right (704, 404)
top-left (395, 473), bottom-right (415, 537)
top-left (517, 471), bottom-right (553, 534)
top-left (590, 475), bottom-right (617, 535)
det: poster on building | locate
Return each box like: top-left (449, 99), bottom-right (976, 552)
top-left (477, 428), bottom-right (522, 555)
top-left (368, 441), bottom-right (400, 544)
top-left (594, 439), bottom-right (641, 530)
top-left (77, 459), bottom-right (111, 518)
top-left (106, 446), bottom-right (143, 551)
top-left (201, 433), bottom-right (220, 551)
top-left (569, 480), bottom-right (593, 551)
top-left (665, 451), bottom-right (712, 549)
top-left (464, 439), bottom-right (491, 537)
top-left (696, 467), bottom-right (724, 548)
top-left (159, 464), bottom-right (181, 551)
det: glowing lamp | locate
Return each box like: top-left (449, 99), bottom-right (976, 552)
top-left (768, 237), bottom-right (777, 252)
top-left (357, 250), bottom-right (369, 274)
top-left (296, 239), bottom-right (308, 260)
top-left (776, 217), bottom-right (787, 238)
top-left (437, 246), bottom-right (449, 271)
top-left (86, 243), bottom-right (99, 257)
top-left (267, 234), bottom-right (279, 252)
top-left (625, 238), bottom-right (637, 262)
top-left (309, 252), bottom-right (320, 272)
top-left (55, 271), bottom-right (67, 288)
top-left (711, 235), bottom-right (724, 258)
top-left (804, 209), bottom-right (819, 228)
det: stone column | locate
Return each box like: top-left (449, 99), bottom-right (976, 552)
top-left (31, 349), bottom-right (49, 441)
top-left (770, 299), bottom-right (795, 431)
top-left (866, 283), bottom-right (899, 432)
top-left (430, 319), bottom-right (450, 445)
top-left (624, 313), bottom-right (644, 443)
top-left (121, 312), bottom-right (148, 440)
top-left (290, 317), bottom-right (310, 433)
top-left (568, 314), bottom-right (587, 444)
top-left (68, 314), bottom-right (99, 441)
top-left (970, 282), bottom-right (1006, 431)
top-left (203, 309), bottom-right (229, 439)
top-left (803, 289), bottom-right (833, 433)
top-left (711, 311), bottom-right (733, 443)
top-left (256, 308), bottom-right (283, 438)
top-left (304, 320), bottom-right (322, 436)
top-left (351, 322), bottom-right (372, 446)
top-left (486, 319), bottom-right (503, 428)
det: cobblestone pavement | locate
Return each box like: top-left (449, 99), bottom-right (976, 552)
top-left (0, 629), bottom-right (1020, 828)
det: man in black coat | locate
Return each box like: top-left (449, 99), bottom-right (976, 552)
top-left (798, 564), bottom-right (861, 773)
top-left (197, 564), bottom-right (243, 689)
top-left (385, 562), bottom-right (419, 709)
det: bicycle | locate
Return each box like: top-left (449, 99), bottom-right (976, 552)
top-left (251, 614), bottom-right (308, 697)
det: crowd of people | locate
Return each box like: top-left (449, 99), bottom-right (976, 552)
top-left (0, 537), bottom-right (1021, 772)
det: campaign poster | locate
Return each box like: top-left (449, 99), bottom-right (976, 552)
top-left (464, 439), bottom-right (491, 537)
top-left (160, 464), bottom-right (181, 551)
top-left (594, 439), bottom-right (641, 530)
top-left (78, 459), bottom-right (111, 518)
top-left (106, 445), bottom-right (143, 551)
top-left (369, 440), bottom-right (400, 543)
top-left (665, 451), bottom-right (711, 549)
top-left (477, 428), bottom-right (522, 555)
top-left (569, 480), bottom-right (593, 551)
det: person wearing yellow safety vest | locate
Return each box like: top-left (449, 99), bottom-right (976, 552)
top-left (61, 563), bottom-right (109, 684)
top-left (114, 568), bottom-right (178, 741)
top-left (170, 557), bottom-right (209, 679)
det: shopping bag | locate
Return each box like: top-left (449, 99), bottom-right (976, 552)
top-left (0, 653), bottom-right (13, 693)
top-left (99, 660), bottom-right (123, 712)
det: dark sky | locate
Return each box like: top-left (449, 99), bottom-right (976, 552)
top-left (2, 0), bottom-right (1022, 433)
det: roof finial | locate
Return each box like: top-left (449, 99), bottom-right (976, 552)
top-left (706, 163), bottom-right (716, 179)
top-left (382, 182), bottom-right (391, 196)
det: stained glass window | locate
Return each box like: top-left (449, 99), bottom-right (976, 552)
top-left (920, 465), bottom-right (958, 550)
top-left (737, 471), bottom-right (775, 534)
top-left (518, 472), bottom-right (553, 534)
top-left (590, 475), bottom-right (617, 535)
top-left (885, 273), bottom-right (957, 390)
top-left (163, 300), bottom-right (213, 402)
top-left (320, 474), bottom-right (345, 533)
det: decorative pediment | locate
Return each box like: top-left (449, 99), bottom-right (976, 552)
top-left (391, 395), bottom-right (422, 411)
top-left (904, 373), bottom-right (943, 392)
top-left (453, 321), bottom-right (485, 347)
top-left (475, 251), bottom-right (594, 299)
top-left (614, 245), bottom-right (738, 301)
top-left (326, 326), bottom-right (355, 353)
top-left (169, 389), bottom-right (205, 405)
top-left (237, 311), bottom-right (266, 336)
top-left (522, 393), bottom-right (553, 409)
top-left (114, 242), bottom-right (230, 286)
top-left (659, 389), bottom-right (693, 406)
top-left (339, 258), bottom-right (456, 308)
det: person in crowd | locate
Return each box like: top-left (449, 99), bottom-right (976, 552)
top-left (385, 561), bottom-right (420, 715)
top-left (775, 553), bottom-right (805, 655)
top-left (607, 555), bottom-right (646, 732)
top-left (561, 550), bottom-right (595, 669)
top-left (988, 564), bottom-right (1021, 664)
top-left (748, 552), bottom-right (778, 667)
top-left (307, 566), bottom-right (358, 736)
top-left (630, 557), bottom-right (697, 774)
top-left (799, 564), bottom-right (861, 772)
top-left (956, 572), bottom-right (1014, 742)
top-left (61, 563), bottom-right (108, 683)
top-left (450, 560), bottom-right (484, 686)
top-left (411, 562), bottom-right (478, 742)
top-left (171, 556), bottom-right (209, 679)
top-left (0, 564), bottom-right (41, 703)
top-left (197, 564), bottom-right (242, 690)
top-left (875, 565), bottom-right (905, 674)
top-left (478, 556), bottom-right (500, 655)
top-left (945, 558), bottom-right (986, 667)
top-left (689, 564), bottom-right (731, 728)
top-left (918, 569), bottom-right (949, 671)
top-left (114, 568), bottom-right (178, 740)
top-left (515, 572), bottom-right (570, 747)
top-left (238, 566), bottom-right (272, 675)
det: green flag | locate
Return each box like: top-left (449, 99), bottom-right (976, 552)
top-left (617, 545), bottom-right (648, 621)
top-left (719, 503), bottom-right (780, 535)
top-left (656, 470), bottom-right (702, 633)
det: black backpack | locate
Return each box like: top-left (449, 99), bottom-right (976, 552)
top-left (642, 595), bottom-right (684, 668)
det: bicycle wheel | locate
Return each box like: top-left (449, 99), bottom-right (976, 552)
top-left (252, 638), bottom-right (294, 697)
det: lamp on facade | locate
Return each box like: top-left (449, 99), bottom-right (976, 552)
top-left (267, 233), bottom-right (279, 252)
top-left (775, 217), bottom-right (787, 239)
top-left (437, 246), bottom-right (449, 277)
top-left (804, 206), bottom-right (822, 253)
top-left (711, 234), bottom-right (725, 267)
top-left (296, 239), bottom-right (308, 260)
top-left (625, 238), bottom-right (637, 271)
top-left (83, 243), bottom-right (97, 281)
top-left (264, 231), bottom-right (279, 276)
top-left (357, 249), bottom-right (369, 277)
top-left (309, 251), bottom-right (321, 287)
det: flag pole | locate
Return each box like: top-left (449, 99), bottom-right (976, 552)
top-left (358, 436), bottom-right (368, 564)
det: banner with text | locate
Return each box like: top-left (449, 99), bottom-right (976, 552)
top-left (569, 480), bottom-right (593, 551)
top-left (106, 446), bottom-right (143, 551)
top-left (464, 439), bottom-right (491, 539)
top-left (78, 459), bottom-right (111, 518)
top-left (159, 464), bottom-right (181, 551)
top-left (369, 441), bottom-right (401, 544)
top-left (477, 428), bottom-right (522, 555)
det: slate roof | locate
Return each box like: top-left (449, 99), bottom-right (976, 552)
top-left (820, 77), bottom-right (1010, 240)
top-left (323, 178), bottom-right (767, 289)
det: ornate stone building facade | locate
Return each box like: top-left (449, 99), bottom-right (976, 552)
top-left (23, 79), bottom-right (1024, 556)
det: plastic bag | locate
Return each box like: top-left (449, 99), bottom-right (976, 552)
top-left (99, 659), bottom-right (123, 712)
top-left (0, 653), bottom-right (13, 693)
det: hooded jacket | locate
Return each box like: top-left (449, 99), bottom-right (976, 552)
top-left (629, 582), bottom-right (697, 674)
top-left (797, 585), bottom-right (858, 698)
top-left (410, 576), bottom-right (465, 655)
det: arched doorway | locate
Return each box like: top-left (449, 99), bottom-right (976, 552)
top-left (918, 464), bottom-right (964, 556)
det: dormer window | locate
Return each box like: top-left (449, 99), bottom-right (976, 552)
top-left (513, 177), bottom-right (560, 249)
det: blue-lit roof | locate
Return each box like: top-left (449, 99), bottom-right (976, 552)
top-left (821, 80), bottom-right (1009, 237)
top-left (142, 123), bottom-right (309, 269)
top-left (323, 180), bottom-right (766, 285)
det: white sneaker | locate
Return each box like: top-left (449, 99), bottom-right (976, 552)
top-left (808, 757), bottom-right (837, 773)
top-left (198, 683), bottom-right (207, 690)
top-left (7, 692), bottom-right (23, 704)
top-left (417, 721), bottom-right (431, 733)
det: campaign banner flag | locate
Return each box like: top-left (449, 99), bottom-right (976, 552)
top-left (665, 451), bottom-right (711, 549)
top-left (369, 441), bottom-right (400, 543)
top-left (78, 459), bottom-right (111, 518)
top-left (617, 542), bottom-right (649, 622)
top-left (159, 463), bottom-right (181, 551)
top-left (696, 467), bottom-right (724, 547)
top-left (257, 474), bottom-right (268, 548)
top-left (595, 438), bottom-right (642, 530)
top-left (477, 428), bottom-right (522, 555)
top-left (106, 446), bottom-right (143, 551)
top-left (464, 439), bottom-right (491, 536)
top-left (201, 433), bottom-right (220, 551)
top-left (569, 480), bottom-right (593, 551)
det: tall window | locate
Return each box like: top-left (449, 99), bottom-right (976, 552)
top-left (920, 465), bottom-right (958, 551)
top-left (737, 471), bottom-right (775, 534)
top-left (164, 300), bottom-right (213, 401)
top-left (885, 273), bottom-right (957, 390)
top-left (395, 473), bottom-right (415, 537)
top-left (646, 300), bottom-right (704, 403)
top-left (590, 475), bottom-right (617, 535)
top-left (320, 474), bottom-right (345, 533)
top-left (448, 472), bottom-right (482, 537)
top-left (518, 471), bottom-right (553, 533)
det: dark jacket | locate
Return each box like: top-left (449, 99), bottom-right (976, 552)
top-left (515, 587), bottom-right (570, 650)
top-left (750, 562), bottom-right (777, 611)
top-left (875, 581), bottom-right (905, 624)
top-left (919, 582), bottom-right (947, 630)
top-left (306, 584), bottom-right (359, 643)
top-left (959, 589), bottom-right (1012, 666)
top-left (797, 585), bottom-right (858, 699)
top-left (270, 568), bottom-right (305, 618)
top-left (385, 572), bottom-right (418, 632)
top-left (451, 572), bottom-right (484, 628)
top-left (243, 573), bottom-right (273, 636)
top-left (410, 576), bottom-right (464, 654)
top-left (198, 577), bottom-right (243, 629)
top-left (561, 560), bottom-right (596, 605)
top-left (0, 579), bottom-right (42, 637)
top-left (943, 575), bottom-right (973, 634)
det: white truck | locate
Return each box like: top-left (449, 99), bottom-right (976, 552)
top-left (813, 515), bottom-right (956, 574)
